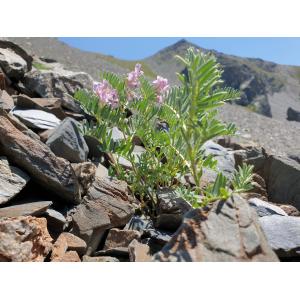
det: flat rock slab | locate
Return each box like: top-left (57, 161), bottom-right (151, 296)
top-left (153, 195), bottom-right (279, 262)
top-left (0, 115), bottom-right (81, 203)
top-left (12, 108), bottom-right (61, 129)
top-left (0, 216), bottom-right (53, 262)
top-left (259, 215), bottom-right (300, 257)
top-left (0, 157), bottom-right (30, 205)
top-left (0, 201), bottom-right (52, 218)
top-left (249, 198), bottom-right (287, 217)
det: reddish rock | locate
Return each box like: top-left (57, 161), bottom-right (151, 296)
top-left (0, 216), bottom-right (53, 262)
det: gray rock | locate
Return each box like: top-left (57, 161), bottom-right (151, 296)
top-left (22, 68), bottom-right (92, 113)
top-left (70, 177), bottom-right (134, 255)
top-left (0, 115), bottom-right (81, 203)
top-left (153, 194), bottom-right (279, 262)
top-left (0, 201), bottom-right (52, 218)
top-left (46, 117), bottom-right (89, 163)
top-left (287, 107), bottom-right (300, 122)
top-left (0, 157), bottom-right (30, 205)
top-left (264, 155), bottom-right (300, 210)
top-left (82, 255), bottom-right (119, 262)
top-left (84, 135), bottom-right (102, 159)
top-left (124, 215), bottom-right (153, 233)
top-left (259, 215), bottom-right (300, 257)
top-left (12, 108), bottom-right (60, 129)
top-left (202, 140), bottom-right (235, 179)
top-left (155, 188), bottom-right (192, 231)
top-left (44, 208), bottom-right (67, 232)
top-left (249, 198), bottom-right (287, 217)
top-left (144, 228), bottom-right (173, 245)
top-left (95, 162), bottom-right (109, 178)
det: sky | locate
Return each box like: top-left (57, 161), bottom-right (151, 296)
top-left (59, 38), bottom-right (300, 66)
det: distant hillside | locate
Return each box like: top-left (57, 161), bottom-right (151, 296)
top-left (5, 37), bottom-right (300, 121)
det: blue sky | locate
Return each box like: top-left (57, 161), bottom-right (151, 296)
top-left (59, 38), bottom-right (300, 66)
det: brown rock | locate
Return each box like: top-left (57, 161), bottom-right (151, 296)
top-left (16, 94), bottom-right (66, 120)
top-left (38, 129), bottom-right (55, 142)
top-left (0, 216), bottom-right (52, 262)
top-left (53, 251), bottom-right (81, 262)
top-left (82, 255), bottom-right (119, 262)
top-left (60, 232), bottom-right (87, 255)
top-left (0, 114), bottom-right (81, 203)
top-left (0, 90), bottom-right (14, 111)
top-left (153, 194), bottom-right (279, 262)
top-left (72, 162), bottom-right (96, 196)
top-left (279, 204), bottom-right (300, 217)
top-left (0, 201), bottom-right (52, 218)
top-left (104, 228), bottom-right (141, 250)
top-left (71, 177), bottom-right (134, 255)
top-left (128, 239), bottom-right (151, 262)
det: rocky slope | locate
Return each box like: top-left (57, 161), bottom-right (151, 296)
top-left (0, 39), bottom-right (300, 262)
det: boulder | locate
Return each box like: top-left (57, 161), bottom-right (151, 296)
top-left (46, 117), bottom-right (89, 163)
top-left (16, 94), bottom-right (66, 120)
top-left (0, 201), bottom-right (52, 218)
top-left (22, 68), bottom-right (92, 113)
top-left (153, 194), bottom-right (279, 262)
top-left (70, 177), bottom-right (134, 254)
top-left (0, 115), bottom-right (81, 203)
top-left (155, 188), bottom-right (192, 231)
top-left (103, 228), bottom-right (141, 250)
top-left (0, 216), bottom-right (53, 262)
top-left (287, 107), bottom-right (300, 122)
top-left (128, 239), bottom-right (151, 262)
top-left (248, 198), bottom-right (287, 217)
top-left (0, 40), bottom-right (32, 80)
top-left (0, 90), bottom-right (14, 111)
top-left (11, 108), bottom-right (61, 130)
top-left (0, 156), bottom-right (30, 205)
top-left (259, 215), bottom-right (300, 257)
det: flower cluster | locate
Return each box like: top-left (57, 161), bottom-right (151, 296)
top-left (93, 80), bottom-right (119, 108)
top-left (127, 63), bottom-right (144, 89)
top-left (152, 76), bottom-right (170, 104)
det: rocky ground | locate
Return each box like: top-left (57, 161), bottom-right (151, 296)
top-left (0, 40), bottom-right (300, 262)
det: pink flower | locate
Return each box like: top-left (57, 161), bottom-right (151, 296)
top-left (152, 76), bottom-right (170, 104)
top-left (127, 63), bottom-right (144, 89)
top-left (93, 80), bottom-right (119, 108)
top-left (152, 76), bottom-right (169, 94)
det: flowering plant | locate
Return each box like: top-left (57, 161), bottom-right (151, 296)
top-left (75, 48), bottom-right (253, 211)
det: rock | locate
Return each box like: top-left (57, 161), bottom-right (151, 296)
top-left (46, 118), bottom-right (89, 163)
top-left (0, 216), bottom-right (52, 262)
top-left (248, 198), bottom-right (287, 217)
top-left (153, 194), bottom-right (279, 262)
top-left (82, 255), bottom-right (119, 262)
top-left (51, 232), bottom-right (87, 261)
top-left (95, 162), bottom-right (109, 178)
top-left (124, 215), bottom-right (153, 233)
top-left (11, 108), bottom-right (61, 130)
top-left (0, 115), bottom-right (81, 203)
top-left (94, 247), bottom-right (129, 259)
top-left (0, 90), bottom-right (14, 111)
top-left (128, 239), bottom-right (151, 262)
top-left (0, 42), bottom-right (31, 80)
top-left (287, 107), bottom-right (300, 122)
top-left (52, 251), bottom-right (81, 262)
top-left (104, 228), bottom-right (141, 250)
top-left (279, 204), bottom-right (300, 217)
top-left (44, 208), bottom-right (67, 233)
top-left (144, 228), bottom-right (173, 246)
top-left (16, 94), bottom-right (66, 120)
top-left (22, 68), bottom-right (92, 113)
top-left (155, 188), bottom-right (192, 231)
top-left (246, 173), bottom-right (268, 200)
top-left (84, 135), bottom-right (102, 159)
top-left (70, 177), bottom-right (134, 254)
top-left (202, 140), bottom-right (235, 179)
top-left (0, 156), bottom-right (30, 205)
top-left (264, 155), bottom-right (300, 210)
top-left (38, 129), bottom-right (54, 142)
top-left (259, 215), bottom-right (300, 257)
top-left (0, 201), bottom-right (52, 218)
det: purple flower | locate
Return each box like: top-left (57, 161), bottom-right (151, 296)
top-left (93, 80), bottom-right (119, 108)
top-left (127, 63), bottom-right (144, 89)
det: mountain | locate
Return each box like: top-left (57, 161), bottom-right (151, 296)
top-left (6, 38), bottom-right (300, 121)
